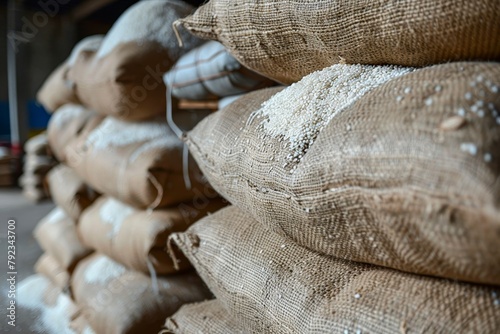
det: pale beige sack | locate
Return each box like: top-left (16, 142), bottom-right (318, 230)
top-left (187, 62), bottom-right (500, 285)
top-left (78, 196), bottom-right (226, 274)
top-left (162, 299), bottom-right (246, 334)
top-left (170, 206), bottom-right (500, 334)
top-left (47, 164), bottom-right (99, 221)
top-left (177, 0), bottom-right (500, 84)
top-left (68, 0), bottom-right (202, 120)
top-left (66, 115), bottom-right (213, 209)
top-left (47, 104), bottom-right (100, 163)
top-left (36, 35), bottom-right (103, 112)
top-left (33, 207), bottom-right (92, 272)
top-left (24, 132), bottom-right (50, 156)
top-left (72, 253), bottom-right (212, 334)
top-left (34, 253), bottom-right (70, 290)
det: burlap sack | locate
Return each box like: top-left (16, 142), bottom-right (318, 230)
top-left (186, 62), bottom-right (500, 285)
top-left (68, 0), bottom-right (202, 121)
top-left (35, 253), bottom-right (70, 290)
top-left (24, 132), bottom-right (50, 156)
top-left (47, 164), bottom-right (99, 221)
top-left (18, 173), bottom-right (44, 188)
top-left (170, 206), bottom-right (500, 334)
top-left (70, 314), bottom-right (96, 334)
top-left (164, 41), bottom-right (275, 100)
top-left (162, 300), bottom-right (245, 334)
top-left (177, 0), bottom-right (500, 84)
top-left (66, 115), bottom-right (213, 209)
top-left (33, 207), bottom-right (92, 272)
top-left (24, 154), bottom-right (56, 175)
top-left (47, 104), bottom-right (100, 163)
top-left (22, 186), bottom-right (49, 202)
top-left (72, 253), bottom-right (212, 334)
top-left (78, 196), bottom-right (226, 274)
top-left (36, 35), bottom-right (103, 112)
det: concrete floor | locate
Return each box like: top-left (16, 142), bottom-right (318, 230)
top-left (0, 188), bottom-right (55, 333)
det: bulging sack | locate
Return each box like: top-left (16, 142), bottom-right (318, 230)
top-left (78, 196), bottom-right (226, 274)
top-left (177, 0), bottom-right (500, 84)
top-left (72, 253), bottom-right (212, 334)
top-left (34, 253), bottom-right (70, 290)
top-left (36, 35), bottom-right (103, 112)
top-left (170, 206), bottom-right (500, 334)
top-left (47, 104), bottom-right (100, 163)
top-left (164, 41), bottom-right (275, 100)
top-left (68, 0), bottom-right (202, 120)
top-left (24, 132), bottom-right (50, 156)
top-left (33, 207), bottom-right (92, 272)
top-left (67, 115), bottom-right (213, 209)
top-left (48, 164), bottom-right (99, 221)
top-left (187, 62), bottom-right (500, 285)
top-left (163, 300), bottom-right (244, 334)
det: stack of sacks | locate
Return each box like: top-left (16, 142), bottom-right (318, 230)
top-left (20, 133), bottom-right (56, 202)
top-left (23, 1), bottom-right (228, 333)
top-left (68, 0), bottom-right (202, 120)
top-left (33, 207), bottom-right (92, 290)
top-left (162, 0), bottom-right (500, 332)
top-left (163, 40), bottom-right (276, 115)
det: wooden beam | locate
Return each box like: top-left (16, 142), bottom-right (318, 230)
top-left (70, 0), bottom-right (118, 21)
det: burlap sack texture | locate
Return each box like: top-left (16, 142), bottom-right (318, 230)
top-left (72, 253), bottom-right (212, 334)
top-left (66, 115), bottom-right (213, 210)
top-left (78, 196), bottom-right (226, 274)
top-left (33, 207), bottom-right (92, 272)
top-left (35, 253), bottom-right (71, 290)
top-left (186, 62), bottom-right (500, 285)
top-left (170, 206), bottom-right (500, 334)
top-left (47, 104), bottom-right (101, 163)
top-left (164, 41), bottom-right (276, 100)
top-left (177, 0), bottom-right (500, 84)
top-left (68, 0), bottom-right (202, 121)
top-left (48, 164), bottom-right (100, 221)
top-left (162, 299), bottom-right (245, 334)
top-left (36, 35), bottom-right (103, 113)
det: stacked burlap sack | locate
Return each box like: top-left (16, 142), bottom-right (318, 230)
top-left (20, 133), bottom-right (56, 202)
top-left (20, 1), bottom-right (249, 333)
top-left (161, 0), bottom-right (500, 332)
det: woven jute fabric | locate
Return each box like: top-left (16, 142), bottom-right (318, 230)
top-left (78, 196), bottom-right (226, 274)
top-left (33, 207), bottom-right (92, 272)
top-left (34, 253), bottom-right (71, 290)
top-left (65, 115), bottom-right (213, 210)
top-left (164, 41), bottom-right (275, 100)
top-left (47, 104), bottom-right (99, 163)
top-left (162, 299), bottom-right (246, 334)
top-left (171, 206), bottom-right (500, 334)
top-left (187, 62), bottom-right (500, 285)
top-left (68, 1), bottom-right (202, 121)
top-left (178, 0), bottom-right (500, 84)
top-left (72, 253), bottom-right (212, 334)
top-left (48, 164), bottom-right (99, 221)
